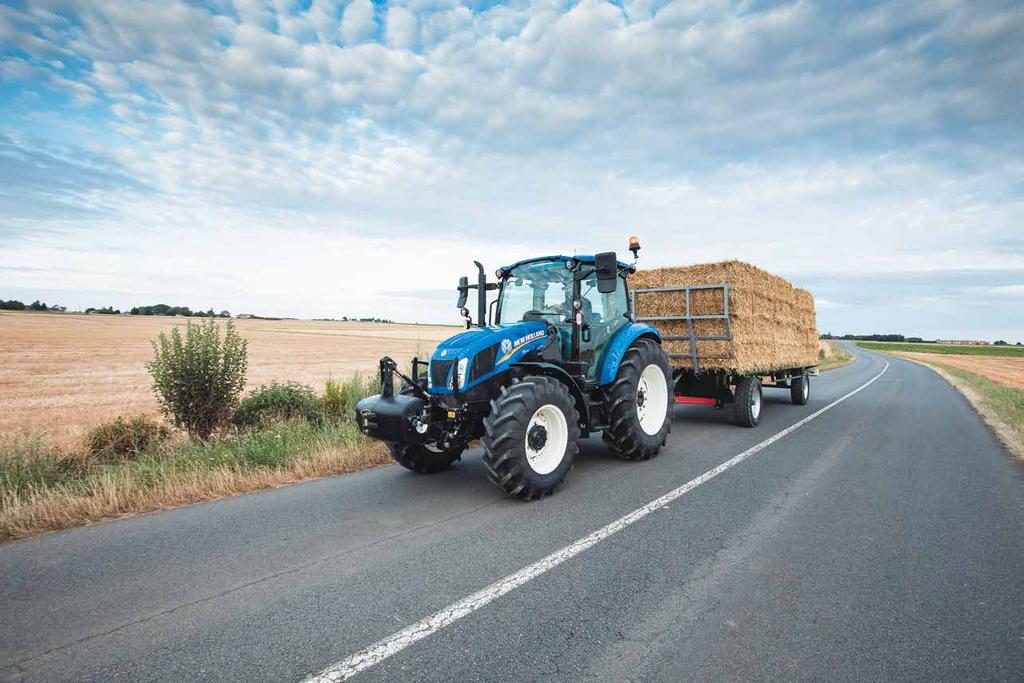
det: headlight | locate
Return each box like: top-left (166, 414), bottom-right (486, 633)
top-left (457, 357), bottom-right (469, 387)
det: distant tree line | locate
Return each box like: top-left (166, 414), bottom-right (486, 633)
top-left (318, 316), bottom-right (395, 323)
top-left (1, 298), bottom-right (231, 318)
top-left (1, 296), bottom-right (69, 311)
top-left (820, 333), bottom-right (925, 343)
top-left (821, 333), bottom-right (1021, 346)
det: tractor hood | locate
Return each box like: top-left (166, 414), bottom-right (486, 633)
top-left (429, 321), bottom-right (551, 394)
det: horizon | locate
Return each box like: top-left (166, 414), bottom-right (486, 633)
top-left (2, 304), bottom-right (1020, 345)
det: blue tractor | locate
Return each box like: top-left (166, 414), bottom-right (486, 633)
top-left (355, 239), bottom-right (673, 499)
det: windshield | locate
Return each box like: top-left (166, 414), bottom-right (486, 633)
top-left (498, 260), bottom-right (574, 324)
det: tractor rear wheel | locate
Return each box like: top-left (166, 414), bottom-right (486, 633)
top-left (603, 338), bottom-right (672, 461)
top-left (482, 376), bottom-right (580, 500)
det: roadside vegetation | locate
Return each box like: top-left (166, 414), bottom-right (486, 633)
top-left (857, 341), bottom-right (1024, 357)
top-left (818, 340), bottom-right (855, 371)
top-left (0, 320), bottom-right (387, 542)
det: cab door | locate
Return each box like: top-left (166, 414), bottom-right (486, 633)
top-left (577, 274), bottom-right (629, 382)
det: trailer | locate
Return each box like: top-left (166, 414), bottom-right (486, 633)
top-left (632, 282), bottom-right (818, 427)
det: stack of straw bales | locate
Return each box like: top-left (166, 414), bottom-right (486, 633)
top-left (631, 260), bottom-right (818, 373)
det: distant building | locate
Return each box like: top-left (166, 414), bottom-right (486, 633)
top-left (936, 339), bottom-right (991, 346)
top-left (235, 313), bottom-right (255, 319)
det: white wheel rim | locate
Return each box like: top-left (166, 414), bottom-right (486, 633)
top-left (637, 364), bottom-right (669, 436)
top-left (751, 385), bottom-right (762, 420)
top-left (802, 378), bottom-right (809, 400)
top-left (524, 404), bottom-right (569, 475)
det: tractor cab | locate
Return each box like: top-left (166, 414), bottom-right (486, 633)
top-left (492, 255), bottom-right (633, 383)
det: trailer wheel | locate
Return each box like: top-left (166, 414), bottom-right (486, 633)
top-left (734, 376), bottom-right (762, 427)
top-left (603, 338), bottom-right (672, 461)
top-left (482, 376), bottom-right (580, 500)
top-left (790, 372), bottom-right (810, 406)
top-left (386, 441), bottom-right (462, 474)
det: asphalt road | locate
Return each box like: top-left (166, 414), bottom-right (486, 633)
top-left (2, 345), bottom-right (1023, 682)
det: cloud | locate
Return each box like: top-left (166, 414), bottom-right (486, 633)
top-left (340, 0), bottom-right (376, 45)
top-left (385, 6), bottom-right (417, 49)
top-left (0, 133), bottom-right (148, 223)
top-left (0, 0), bottom-right (1021, 338)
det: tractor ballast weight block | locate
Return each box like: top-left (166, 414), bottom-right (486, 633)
top-left (355, 393), bottom-right (426, 443)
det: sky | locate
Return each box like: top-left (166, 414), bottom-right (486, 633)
top-left (1, 0), bottom-right (1022, 341)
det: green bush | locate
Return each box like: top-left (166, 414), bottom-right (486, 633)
top-left (232, 382), bottom-right (324, 429)
top-left (322, 375), bottom-right (380, 423)
top-left (147, 318), bottom-right (248, 441)
top-left (0, 435), bottom-right (84, 501)
top-left (85, 416), bottom-right (170, 462)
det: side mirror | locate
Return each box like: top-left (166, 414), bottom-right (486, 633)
top-left (456, 276), bottom-right (469, 308)
top-left (595, 252), bottom-right (618, 294)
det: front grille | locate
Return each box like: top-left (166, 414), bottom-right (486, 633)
top-left (470, 344), bottom-right (499, 381)
top-left (430, 359), bottom-right (454, 388)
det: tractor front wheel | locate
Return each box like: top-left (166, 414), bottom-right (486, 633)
top-left (387, 384), bottom-right (462, 473)
top-left (386, 441), bottom-right (462, 474)
top-left (482, 376), bottom-right (580, 499)
top-left (603, 338), bottom-right (672, 461)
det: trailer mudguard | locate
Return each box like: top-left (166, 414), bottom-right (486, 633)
top-left (597, 323), bottom-right (661, 386)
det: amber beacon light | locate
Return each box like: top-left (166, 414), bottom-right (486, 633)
top-left (628, 235), bottom-right (641, 258)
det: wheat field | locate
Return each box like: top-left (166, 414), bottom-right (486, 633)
top-left (0, 312), bottom-right (455, 447)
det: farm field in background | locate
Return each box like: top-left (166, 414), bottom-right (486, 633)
top-left (0, 312), bottom-right (455, 448)
top-left (856, 340), bottom-right (1024, 357)
top-left (889, 353), bottom-right (1024, 389)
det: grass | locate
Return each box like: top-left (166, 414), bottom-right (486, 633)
top-left (0, 375), bottom-right (389, 542)
top-left (856, 341), bottom-right (1024, 357)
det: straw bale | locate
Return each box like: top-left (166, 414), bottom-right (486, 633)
top-left (631, 260), bottom-right (818, 373)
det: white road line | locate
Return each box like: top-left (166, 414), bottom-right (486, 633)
top-left (304, 359), bottom-right (890, 682)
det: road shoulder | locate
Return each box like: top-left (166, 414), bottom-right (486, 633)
top-left (890, 352), bottom-right (1023, 460)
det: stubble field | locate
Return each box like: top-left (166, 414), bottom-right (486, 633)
top-left (0, 312), bottom-right (454, 447)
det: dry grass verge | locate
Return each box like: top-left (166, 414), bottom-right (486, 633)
top-left (1, 420), bottom-right (389, 542)
top-left (890, 354), bottom-right (1024, 461)
top-left (818, 340), bottom-right (855, 371)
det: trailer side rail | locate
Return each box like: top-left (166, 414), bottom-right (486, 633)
top-left (631, 283), bottom-right (735, 373)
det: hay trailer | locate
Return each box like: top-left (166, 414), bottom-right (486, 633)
top-left (632, 282), bottom-right (818, 428)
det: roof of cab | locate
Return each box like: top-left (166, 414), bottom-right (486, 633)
top-left (498, 254), bottom-right (635, 274)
